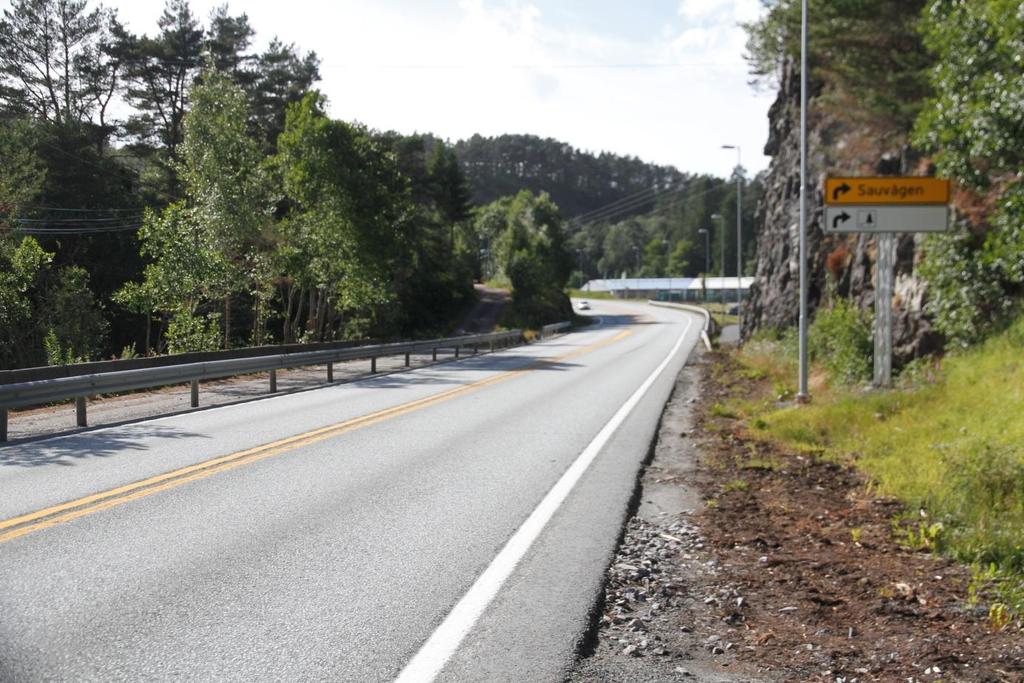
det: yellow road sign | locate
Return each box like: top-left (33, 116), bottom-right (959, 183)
top-left (825, 177), bottom-right (950, 205)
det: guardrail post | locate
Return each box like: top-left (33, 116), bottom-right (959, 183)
top-left (371, 357), bottom-right (377, 373)
top-left (404, 352), bottom-right (410, 367)
top-left (1, 408), bottom-right (7, 442)
top-left (432, 347), bottom-right (437, 362)
top-left (489, 341), bottom-right (494, 353)
top-left (75, 396), bottom-right (87, 427)
top-left (454, 345), bottom-right (460, 359)
top-left (327, 362), bottom-right (334, 383)
top-left (472, 344), bottom-right (478, 355)
top-left (269, 369), bottom-right (277, 393)
top-left (190, 379), bottom-right (199, 407)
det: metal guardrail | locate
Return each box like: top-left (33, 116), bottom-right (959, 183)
top-left (538, 321), bottom-right (571, 340)
top-left (0, 330), bottom-right (523, 442)
top-left (647, 301), bottom-right (716, 351)
top-left (0, 338), bottom-right (379, 385)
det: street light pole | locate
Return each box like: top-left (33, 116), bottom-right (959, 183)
top-left (712, 213), bottom-right (724, 302)
top-left (797, 0), bottom-right (810, 402)
top-left (722, 144), bottom-right (743, 333)
top-left (698, 228), bottom-right (710, 302)
top-left (662, 238), bottom-right (672, 302)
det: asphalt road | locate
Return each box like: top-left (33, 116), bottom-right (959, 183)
top-left (0, 300), bottom-right (703, 682)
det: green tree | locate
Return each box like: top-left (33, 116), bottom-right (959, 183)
top-left (0, 236), bottom-right (108, 368)
top-left (0, 0), bottom-right (108, 126)
top-left (177, 65), bottom-right (268, 345)
top-left (913, 0), bottom-right (1024, 345)
top-left (274, 93), bottom-right (405, 341)
top-left (205, 5), bottom-right (255, 78)
top-left (120, 0), bottom-right (204, 195)
top-left (122, 65), bottom-right (267, 351)
top-left (0, 236), bottom-right (50, 368)
top-left (745, 0), bottom-right (931, 138)
top-left (247, 39), bottom-right (319, 153)
top-left (479, 190), bottom-right (572, 326)
top-left (0, 119), bottom-right (45, 213)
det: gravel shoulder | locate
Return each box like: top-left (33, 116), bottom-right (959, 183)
top-left (571, 348), bottom-right (1024, 682)
top-left (569, 352), bottom-right (769, 683)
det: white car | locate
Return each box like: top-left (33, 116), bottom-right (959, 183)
top-left (577, 300), bottom-right (590, 311)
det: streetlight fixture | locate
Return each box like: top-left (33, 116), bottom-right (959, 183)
top-left (698, 228), bottom-right (710, 302)
top-left (722, 144), bottom-right (743, 332)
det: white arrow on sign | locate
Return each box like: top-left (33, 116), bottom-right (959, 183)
top-left (825, 205), bottom-right (948, 233)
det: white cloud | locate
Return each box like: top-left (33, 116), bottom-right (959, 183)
top-left (98, 0), bottom-right (773, 179)
top-left (678, 0), bottom-right (727, 21)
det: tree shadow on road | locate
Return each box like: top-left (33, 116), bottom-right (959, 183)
top-left (0, 425), bottom-right (208, 468)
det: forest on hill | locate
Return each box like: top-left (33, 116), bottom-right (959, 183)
top-left (0, 0), bottom-right (581, 369)
top-left (451, 134), bottom-right (763, 285)
top-left (0, 0), bottom-right (751, 371)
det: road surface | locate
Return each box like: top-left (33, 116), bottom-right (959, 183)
top-left (0, 300), bottom-right (703, 681)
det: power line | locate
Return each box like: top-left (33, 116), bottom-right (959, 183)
top-left (14, 215), bottom-right (144, 224)
top-left (574, 184), bottom-right (692, 227)
top-left (323, 62), bottom-right (746, 70)
top-left (573, 182), bottom-right (725, 230)
top-left (4, 220), bottom-right (143, 235)
top-left (569, 184), bottom-right (668, 223)
top-left (571, 186), bottom-right (681, 226)
top-left (17, 204), bottom-right (142, 213)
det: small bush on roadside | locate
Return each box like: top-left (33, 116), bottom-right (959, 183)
top-left (166, 311), bottom-right (221, 354)
top-left (808, 299), bottom-right (872, 384)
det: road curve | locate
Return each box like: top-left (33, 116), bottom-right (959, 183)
top-left (0, 300), bottom-right (703, 681)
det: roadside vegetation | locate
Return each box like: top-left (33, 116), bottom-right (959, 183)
top-left (730, 0), bottom-right (1024, 623)
top-left (0, 0), bottom-right (584, 369)
top-left (724, 313), bottom-right (1024, 624)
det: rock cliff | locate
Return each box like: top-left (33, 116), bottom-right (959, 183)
top-left (742, 60), bottom-right (943, 362)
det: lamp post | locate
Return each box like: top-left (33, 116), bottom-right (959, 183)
top-left (662, 238), bottom-right (672, 302)
top-left (698, 228), bottom-right (710, 302)
top-left (722, 144), bottom-right (743, 331)
top-left (711, 213), bottom-right (723, 302)
top-left (797, 0), bottom-right (810, 402)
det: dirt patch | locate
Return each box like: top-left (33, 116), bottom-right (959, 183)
top-left (456, 285), bottom-right (509, 334)
top-left (572, 350), bottom-right (1024, 682)
top-left (693, 351), bottom-right (1024, 682)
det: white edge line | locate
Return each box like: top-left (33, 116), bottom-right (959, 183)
top-left (394, 314), bottom-right (695, 682)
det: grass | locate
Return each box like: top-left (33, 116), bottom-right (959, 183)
top-left (565, 288), bottom-right (639, 301)
top-left (727, 316), bottom-right (1024, 617)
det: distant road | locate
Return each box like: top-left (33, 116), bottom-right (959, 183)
top-left (0, 300), bottom-right (703, 681)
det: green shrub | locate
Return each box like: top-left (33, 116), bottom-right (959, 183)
top-left (166, 311), bottom-right (221, 354)
top-left (808, 299), bottom-right (873, 384)
top-left (919, 226), bottom-right (1013, 348)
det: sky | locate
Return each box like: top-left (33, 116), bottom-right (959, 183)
top-left (108, 0), bottom-right (774, 177)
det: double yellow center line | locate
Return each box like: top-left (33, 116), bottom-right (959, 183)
top-left (0, 328), bottom-right (632, 544)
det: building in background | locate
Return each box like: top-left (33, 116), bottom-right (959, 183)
top-left (580, 277), bottom-right (754, 303)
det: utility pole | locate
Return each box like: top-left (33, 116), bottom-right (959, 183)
top-left (698, 228), bottom-right (710, 302)
top-left (722, 145), bottom-right (743, 331)
top-left (797, 0), bottom-right (810, 402)
top-left (712, 213), bottom-right (724, 302)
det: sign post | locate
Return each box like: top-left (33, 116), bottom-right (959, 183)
top-left (873, 233), bottom-right (895, 387)
top-left (823, 176), bottom-right (950, 388)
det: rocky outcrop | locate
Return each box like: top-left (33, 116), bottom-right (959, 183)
top-left (742, 60), bottom-right (943, 362)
